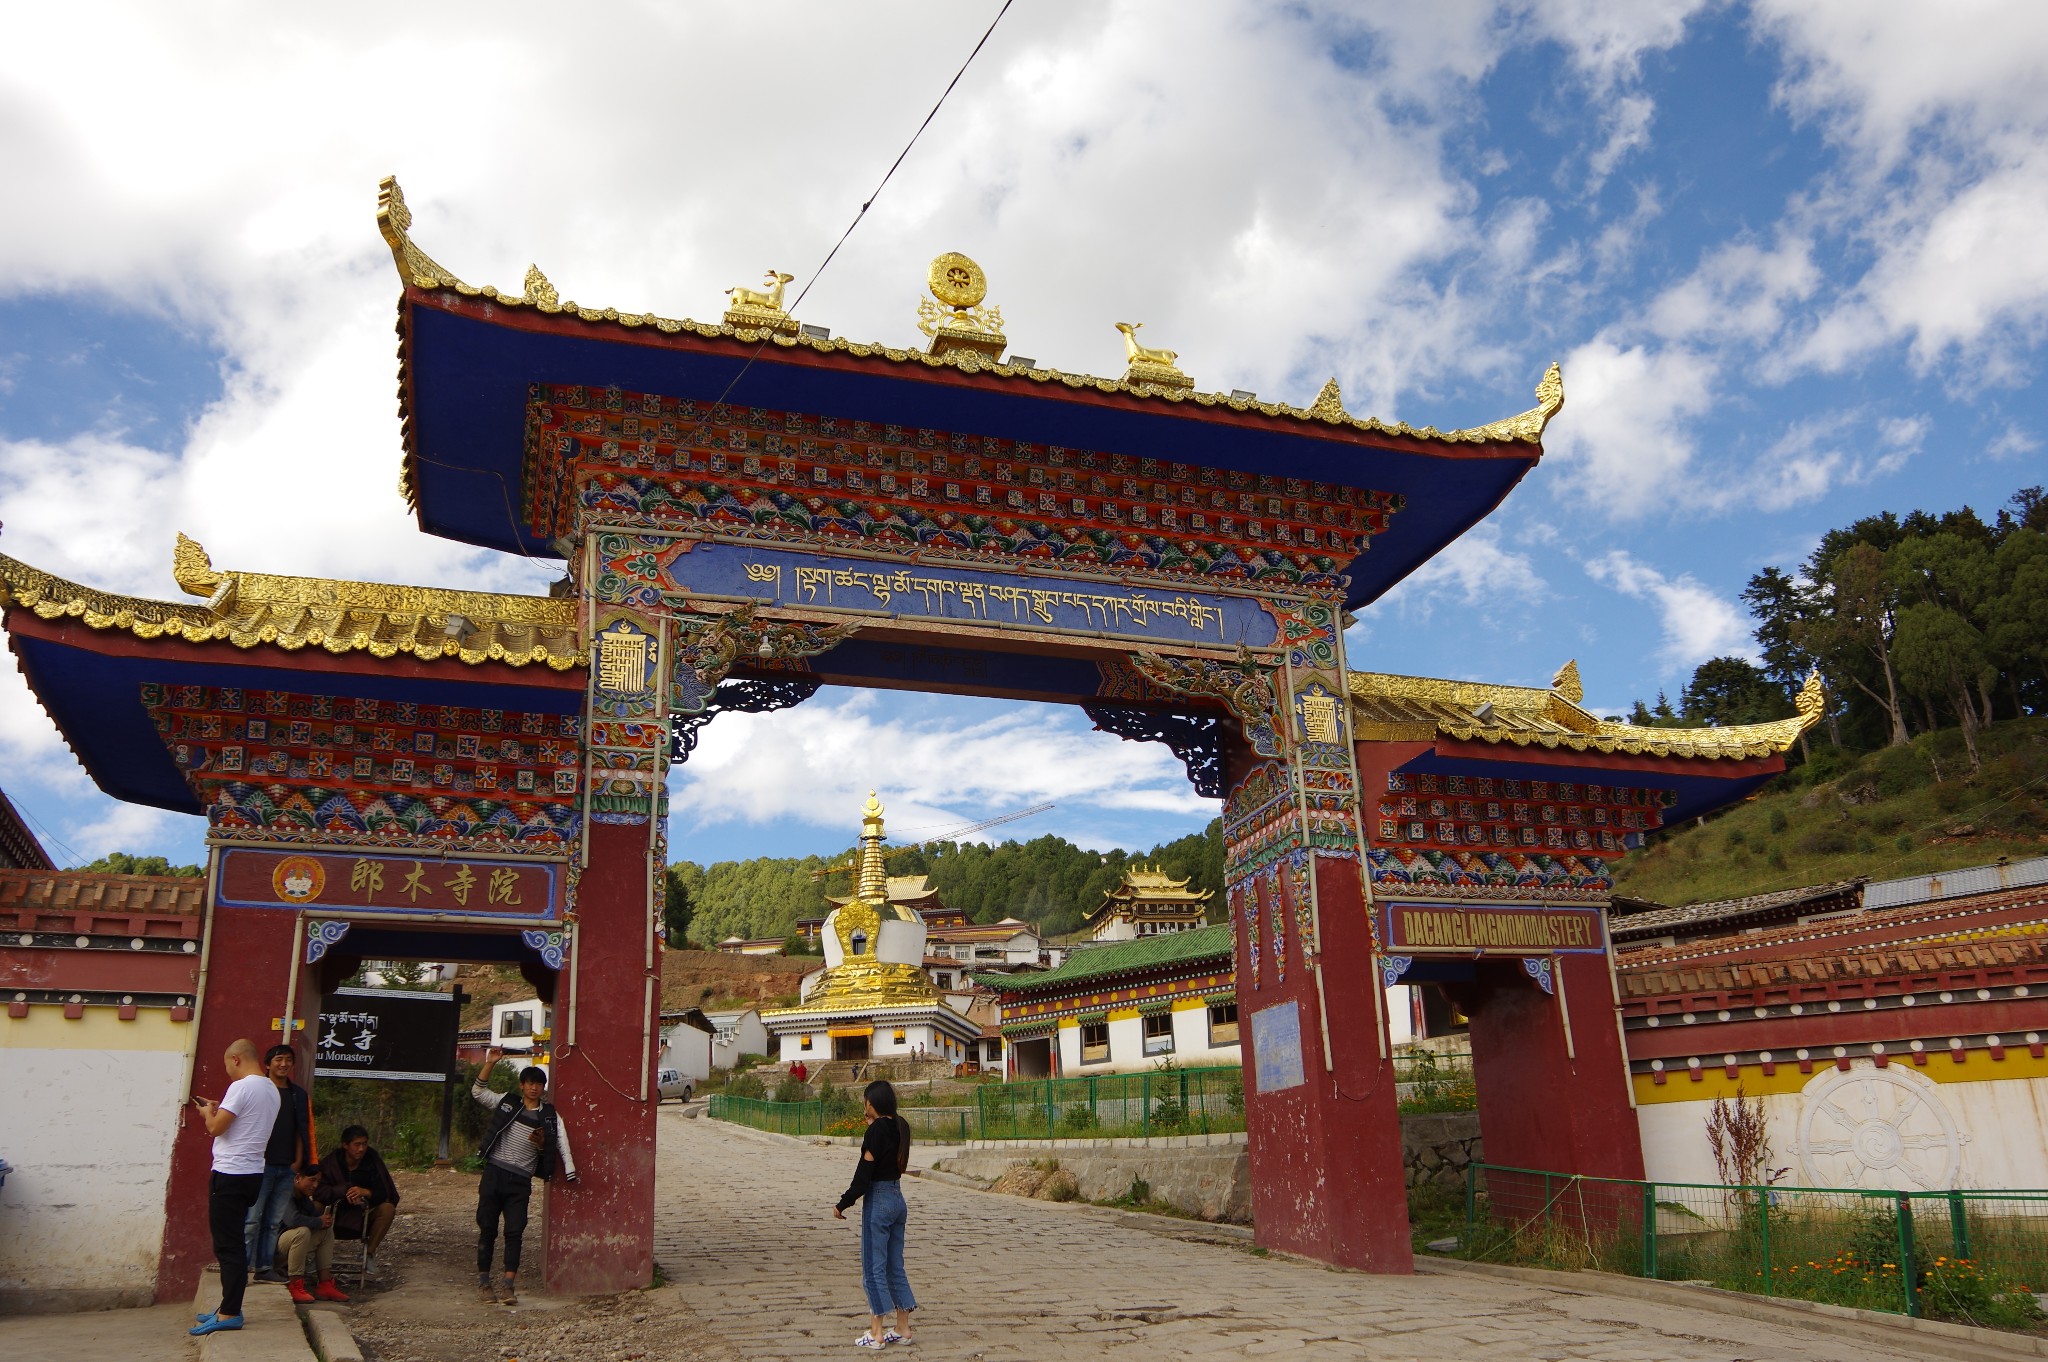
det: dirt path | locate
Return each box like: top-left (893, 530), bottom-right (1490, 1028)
top-left (343, 1167), bottom-right (722, 1362)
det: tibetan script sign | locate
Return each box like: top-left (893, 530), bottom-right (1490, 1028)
top-left (217, 848), bottom-right (562, 920)
top-left (315, 985), bottom-right (459, 1082)
top-left (658, 541), bottom-right (1280, 648)
top-left (1382, 901), bottom-right (1604, 956)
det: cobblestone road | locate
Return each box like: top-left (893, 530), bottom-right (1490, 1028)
top-left (654, 1109), bottom-right (1942, 1362)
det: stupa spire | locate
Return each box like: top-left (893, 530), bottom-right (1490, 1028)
top-left (856, 790), bottom-right (888, 902)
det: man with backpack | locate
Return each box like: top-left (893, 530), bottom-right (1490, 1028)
top-left (472, 1048), bottom-right (577, 1305)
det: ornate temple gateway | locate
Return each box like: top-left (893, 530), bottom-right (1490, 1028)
top-left (0, 180), bottom-right (1818, 1291)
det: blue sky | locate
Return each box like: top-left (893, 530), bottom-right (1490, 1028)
top-left (1, 3), bottom-right (2043, 870)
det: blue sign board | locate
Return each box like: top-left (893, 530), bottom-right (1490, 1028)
top-left (659, 541), bottom-right (1279, 649)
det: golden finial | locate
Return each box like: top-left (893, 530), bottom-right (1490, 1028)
top-left (917, 252), bottom-right (1006, 361)
top-left (172, 534), bottom-right (225, 599)
top-left (1552, 659), bottom-right (1584, 705)
top-left (722, 269), bottom-right (799, 336)
top-left (523, 265), bottom-right (559, 309)
top-left (1115, 322), bottom-right (1193, 391)
top-left (1310, 378), bottom-right (1346, 420)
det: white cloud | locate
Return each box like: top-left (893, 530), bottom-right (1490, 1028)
top-left (1986, 424), bottom-right (2042, 461)
top-left (1365, 520), bottom-right (1546, 629)
top-left (1755, 2), bottom-right (2048, 377)
top-left (666, 692), bottom-right (1215, 853)
top-left (1647, 234), bottom-right (1820, 346)
top-left (1582, 549), bottom-right (1756, 672)
top-left (1537, 334), bottom-right (1717, 515)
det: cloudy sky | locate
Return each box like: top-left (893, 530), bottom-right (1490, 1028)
top-left (2, 2), bottom-right (2044, 869)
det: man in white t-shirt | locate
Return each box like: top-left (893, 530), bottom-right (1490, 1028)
top-left (189, 1038), bottom-right (281, 1337)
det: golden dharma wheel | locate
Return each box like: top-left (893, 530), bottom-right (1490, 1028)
top-left (927, 252), bottom-right (987, 309)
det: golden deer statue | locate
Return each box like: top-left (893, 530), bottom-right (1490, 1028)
top-left (1115, 321), bottom-right (1178, 368)
top-left (727, 270), bottom-right (795, 313)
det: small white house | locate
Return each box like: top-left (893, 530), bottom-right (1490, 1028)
top-left (491, 998), bottom-right (548, 1052)
top-left (704, 1008), bottom-right (769, 1069)
top-left (660, 1010), bottom-right (718, 1084)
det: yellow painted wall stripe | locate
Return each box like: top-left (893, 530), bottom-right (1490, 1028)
top-left (1633, 1049), bottom-right (2048, 1104)
top-left (1107, 1006), bottom-right (1141, 1021)
top-left (0, 1009), bottom-right (194, 1054)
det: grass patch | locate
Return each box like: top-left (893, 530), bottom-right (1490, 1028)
top-left (1612, 715), bottom-right (2048, 907)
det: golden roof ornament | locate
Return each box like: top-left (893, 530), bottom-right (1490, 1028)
top-left (723, 269), bottom-right (800, 336)
top-left (916, 252), bottom-right (1006, 362)
top-left (1310, 378), bottom-right (1346, 420)
top-left (1551, 659), bottom-right (1584, 705)
top-left (522, 265), bottom-right (559, 309)
top-left (1115, 322), bottom-right (1193, 391)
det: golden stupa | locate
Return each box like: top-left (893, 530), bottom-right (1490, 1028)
top-left (775, 792), bottom-right (939, 1014)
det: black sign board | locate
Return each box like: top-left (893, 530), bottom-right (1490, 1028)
top-left (315, 986), bottom-right (459, 1082)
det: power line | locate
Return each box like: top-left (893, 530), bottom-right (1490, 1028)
top-left (711, 0), bottom-right (1016, 411)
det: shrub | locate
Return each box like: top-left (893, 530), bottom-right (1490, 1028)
top-left (1723, 828), bottom-right (1747, 850)
top-left (1856, 835), bottom-right (1876, 854)
top-left (1870, 745), bottom-right (1926, 798)
top-left (1931, 781), bottom-right (1969, 813)
top-left (1768, 808), bottom-right (1789, 834)
top-left (1896, 834), bottom-right (1915, 853)
top-left (1060, 1104), bottom-right (1099, 1133)
top-left (726, 1070), bottom-right (766, 1099)
top-left (772, 1075), bottom-right (808, 1103)
top-left (1767, 847), bottom-right (1787, 870)
top-left (1794, 827), bottom-right (1853, 857)
top-left (1919, 1255), bottom-right (2047, 1330)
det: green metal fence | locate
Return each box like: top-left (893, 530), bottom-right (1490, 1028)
top-left (708, 1066), bottom-right (1247, 1142)
top-left (707, 1094), bottom-right (977, 1141)
top-left (973, 1065), bottom-right (1245, 1140)
top-left (1465, 1163), bottom-right (2048, 1329)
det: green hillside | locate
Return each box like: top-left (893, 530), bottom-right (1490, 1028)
top-left (1611, 714), bottom-right (2048, 907)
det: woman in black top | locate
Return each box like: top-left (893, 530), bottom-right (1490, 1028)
top-left (832, 1080), bottom-right (918, 1348)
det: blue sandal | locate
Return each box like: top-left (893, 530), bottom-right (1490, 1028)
top-left (190, 1314), bottom-right (244, 1336)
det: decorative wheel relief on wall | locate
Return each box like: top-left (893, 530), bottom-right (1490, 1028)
top-left (1796, 1064), bottom-right (1966, 1190)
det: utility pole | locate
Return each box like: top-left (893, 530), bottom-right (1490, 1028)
top-left (436, 983), bottom-right (467, 1166)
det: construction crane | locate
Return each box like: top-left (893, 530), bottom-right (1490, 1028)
top-left (914, 801), bottom-right (1055, 848)
top-left (809, 802), bottom-right (1056, 882)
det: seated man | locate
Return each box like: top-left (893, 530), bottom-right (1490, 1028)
top-left (276, 1172), bottom-right (350, 1304)
top-left (316, 1125), bottom-right (400, 1273)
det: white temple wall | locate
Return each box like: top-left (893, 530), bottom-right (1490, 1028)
top-left (1636, 1061), bottom-right (2048, 1192)
top-left (0, 1009), bottom-right (193, 1309)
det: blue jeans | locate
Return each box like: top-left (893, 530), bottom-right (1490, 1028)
top-left (858, 1182), bottom-right (916, 1317)
top-left (244, 1164), bottom-right (297, 1271)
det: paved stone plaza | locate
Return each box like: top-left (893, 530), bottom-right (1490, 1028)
top-left (655, 1109), bottom-right (1946, 1362)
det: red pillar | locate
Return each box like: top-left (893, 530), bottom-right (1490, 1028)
top-left (543, 821), bottom-right (658, 1294)
top-left (1237, 852), bottom-right (1412, 1272)
top-left (155, 900), bottom-right (314, 1303)
top-left (1465, 952), bottom-right (1642, 1181)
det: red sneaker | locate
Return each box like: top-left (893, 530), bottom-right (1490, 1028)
top-left (314, 1279), bottom-right (351, 1303)
top-left (287, 1279), bottom-right (316, 1305)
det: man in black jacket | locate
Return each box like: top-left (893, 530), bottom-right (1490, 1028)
top-left (247, 1044), bottom-right (316, 1284)
top-left (472, 1048), bottom-right (577, 1305)
top-left (316, 1126), bottom-right (401, 1273)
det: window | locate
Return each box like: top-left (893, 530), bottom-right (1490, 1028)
top-left (1080, 1021), bottom-right (1110, 1064)
top-left (1142, 1012), bottom-right (1175, 1056)
top-left (1208, 1001), bottom-right (1239, 1047)
top-left (500, 1011), bottom-right (534, 1038)
top-left (935, 972), bottom-right (953, 989)
top-left (800, 1035), bottom-right (814, 1051)
top-left (892, 1029), bottom-right (907, 1043)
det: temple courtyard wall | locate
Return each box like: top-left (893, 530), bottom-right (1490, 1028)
top-left (1635, 1060), bottom-right (2048, 1191)
top-left (933, 1111), bottom-right (1485, 1223)
top-left (0, 1008), bottom-right (191, 1312)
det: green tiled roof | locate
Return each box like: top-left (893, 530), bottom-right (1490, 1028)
top-left (979, 922), bottom-right (1234, 995)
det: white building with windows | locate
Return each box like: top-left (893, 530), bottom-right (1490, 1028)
top-left (987, 922), bottom-right (1239, 1078)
